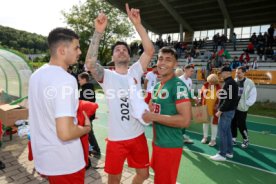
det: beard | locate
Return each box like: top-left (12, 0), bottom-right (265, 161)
top-left (116, 60), bottom-right (129, 67)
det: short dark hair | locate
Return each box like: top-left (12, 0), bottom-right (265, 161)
top-left (47, 27), bottom-right (79, 55)
top-left (111, 41), bottom-right (131, 55)
top-left (78, 72), bottom-right (90, 82)
top-left (158, 47), bottom-right (178, 60)
top-left (184, 64), bottom-right (194, 70)
top-left (237, 66), bottom-right (246, 73)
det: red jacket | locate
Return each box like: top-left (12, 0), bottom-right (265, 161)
top-left (77, 100), bottom-right (98, 167)
top-left (239, 53), bottom-right (250, 63)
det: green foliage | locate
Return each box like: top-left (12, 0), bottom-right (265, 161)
top-left (62, 0), bottom-right (134, 65)
top-left (0, 25), bottom-right (47, 54)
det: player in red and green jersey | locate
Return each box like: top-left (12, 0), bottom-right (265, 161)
top-left (142, 47), bottom-right (192, 184)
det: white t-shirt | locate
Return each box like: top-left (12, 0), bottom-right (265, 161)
top-left (179, 75), bottom-right (193, 91)
top-left (28, 64), bottom-right (85, 175)
top-left (145, 71), bottom-right (157, 92)
top-left (99, 61), bottom-right (145, 141)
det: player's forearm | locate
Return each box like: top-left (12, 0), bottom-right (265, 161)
top-left (85, 31), bottom-right (104, 82)
top-left (152, 114), bottom-right (190, 128)
top-left (135, 24), bottom-right (154, 57)
top-left (57, 122), bottom-right (90, 141)
top-left (67, 125), bottom-right (91, 141)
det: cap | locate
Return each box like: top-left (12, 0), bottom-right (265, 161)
top-left (220, 66), bottom-right (232, 72)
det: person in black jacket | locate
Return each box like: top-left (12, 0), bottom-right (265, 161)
top-left (78, 72), bottom-right (101, 160)
top-left (210, 66), bottom-right (238, 161)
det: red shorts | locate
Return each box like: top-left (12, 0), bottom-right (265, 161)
top-left (105, 133), bottom-right (149, 175)
top-left (151, 143), bottom-right (182, 184)
top-left (48, 168), bottom-right (85, 184)
top-left (144, 92), bottom-right (152, 104)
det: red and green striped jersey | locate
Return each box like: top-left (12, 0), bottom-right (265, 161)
top-left (152, 76), bottom-right (190, 148)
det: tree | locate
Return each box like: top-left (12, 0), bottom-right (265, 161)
top-left (0, 25), bottom-right (47, 54)
top-left (62, 0), bottom-right (134, 65)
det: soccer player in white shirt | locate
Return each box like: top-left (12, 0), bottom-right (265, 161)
top-left (144, 65), bottom-right (157, 103)
top-left (179, 64), bottom-right (195, 144)
top-left (29, 28), bottom-right (91, 183)
top-left (85, 4), bottom-right (154, 184)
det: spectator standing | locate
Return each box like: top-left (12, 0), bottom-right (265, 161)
top-left (232, 33), bottom-right (237, 51)
top-left (200, 74), bottom-right (221, 147)
top-left (231, 67), bottom-right (257, 148)
top-left (210, 66), bottom-right (238, 161)
top-left (78, 72), bottom-right (101, 159)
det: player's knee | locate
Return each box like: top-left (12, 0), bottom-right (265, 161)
top-left (137, 170), bottom-right (149, 180)
top-left (108, 174), bottom-right (121, 184)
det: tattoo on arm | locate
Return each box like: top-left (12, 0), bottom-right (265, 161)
top-left (91, 63), bottom-right (104, 82)
top-left (85, 31), bottom-right (104, 81)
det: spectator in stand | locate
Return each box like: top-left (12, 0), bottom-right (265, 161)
top-left (264, 32), bottom-right (269, 48)
top-left (268, 24), bottom-right (274, 49)
top-left (195, 47), bottom-right (200, 58)
top-left (239, 50), bottom-right (250, 66)
top-left (251, 57), bottom-right (258, 70)
top-left (257, 33), bottom-right (265, 61)
top-left (220, 34), bottom-right (227, 50)
top-left (250, 32), bottom-right (258, 48)
top-left (246, 42), bottom-right (254, 54)
top-left (206, 59), bottom-right (214, 77)
top-left (194, 39), bottom-right (198, 48)
top-left (230, 56), bottom-right (242, 70)
top-left (213, 33), bottom-right (219, 52)
top-left (198, 39), bottom-right (203, 48)
top-left (186, 54), bottom-right (194, 64)
top-left (167, 35), bottom-right (171, 45)
top-left (232, 33), bottom-right (237, 51)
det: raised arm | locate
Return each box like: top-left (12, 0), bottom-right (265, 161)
top-left (126, 3), bottom-right (154, 72)
top-left (85, 13), bottom-right (108, 82)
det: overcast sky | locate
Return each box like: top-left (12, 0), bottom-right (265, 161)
top-left (0, 0), bottom-right (85, 36)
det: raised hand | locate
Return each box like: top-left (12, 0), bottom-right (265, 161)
top-left (95, 12), bottom-right (108, 33)
top-left (125, 3), bottom-right (141, 26)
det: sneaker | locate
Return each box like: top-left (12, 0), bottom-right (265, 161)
top-left (183, 135), bottom-right (194, 144)
top-left (232, 140), bottom-right (237, 146)
top-left (210, 154), bottom-right (226, 161)
top-left (226, 153), bottom-right (233, 159)
top-left (241, 140), bottom-right (249, 148)
top-left (208, 140), bottom-right (216, 147)
top-left (201, 137), bottom-right (208, 144)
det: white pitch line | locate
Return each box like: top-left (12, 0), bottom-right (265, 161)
top-left (94, 123), bottom-right (276, 175)
top-left (187, 130), bottom-right (276, 151)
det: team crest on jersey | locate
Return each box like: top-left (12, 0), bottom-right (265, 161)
top-left (159, 89), bottom-right (169, 99)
